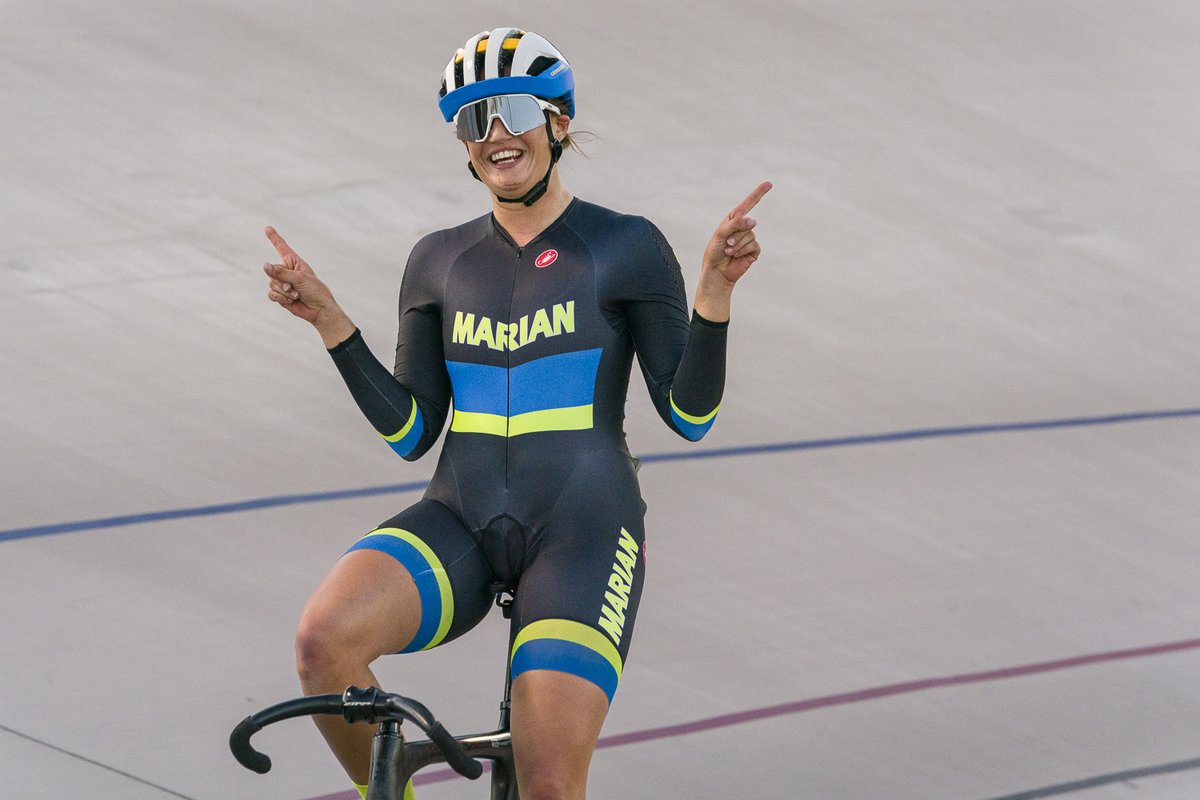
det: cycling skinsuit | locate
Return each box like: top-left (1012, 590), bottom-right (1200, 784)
top-left (327, 198), bottom-right (726, 703)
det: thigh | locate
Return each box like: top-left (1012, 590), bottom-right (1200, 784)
top-left (509, 457), bottom-right (647, 706)
top-left (320, 498), bottom-right (497, 655)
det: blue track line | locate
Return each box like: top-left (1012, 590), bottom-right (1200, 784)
top-left (981, 756), bottom-right (1200, 799)
top-left (637, 407), bottom-right (1200, 463)
top-left (0, 481), bottom-right (429, 543)
top-left (3, 407), bottom-right (1197, 544)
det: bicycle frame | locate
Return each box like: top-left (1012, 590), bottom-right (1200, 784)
top-left (366, 634), bottom-right (518, 800)
top-left (364, 582), bottom-right (522, 799)
top-left (367, 715), bottom-right (516, 800)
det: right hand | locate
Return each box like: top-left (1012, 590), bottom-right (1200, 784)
top-left (263, 227), bottom-right (355, 346)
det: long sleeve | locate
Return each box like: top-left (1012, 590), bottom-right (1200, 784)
top-left (326, 240), bottom-right (451, 460)
top-left (624, 220), bottom-right (728, 442)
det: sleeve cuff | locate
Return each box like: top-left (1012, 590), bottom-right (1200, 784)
top-left (326, 328), bottom-right (363, 354)
top-left (691, 310), bottom-right (729, 329)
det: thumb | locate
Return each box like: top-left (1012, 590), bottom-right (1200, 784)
top-left (264, 261), bottom-right (297, 279)
top-left (263, 261), bottom-right (312, 290)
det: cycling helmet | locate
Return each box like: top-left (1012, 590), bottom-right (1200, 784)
top-left (438, 28), bottom-right (575, 122)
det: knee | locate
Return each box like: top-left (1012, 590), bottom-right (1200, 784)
top-left (518, 769), bottom-right (580, 800)
top-left (294, 602), bottom-right (360, 686)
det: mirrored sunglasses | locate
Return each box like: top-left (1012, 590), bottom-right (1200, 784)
top-left (453, 94), bottom-right (560, 142)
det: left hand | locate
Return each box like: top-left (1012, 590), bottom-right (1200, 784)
top-left (701, 181), bottom-right (772, 286)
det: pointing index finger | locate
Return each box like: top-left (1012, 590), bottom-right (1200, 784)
top-left (729, 181), bottom-right (773, 220)
top-left (264, 226), bottom-right (297, 262)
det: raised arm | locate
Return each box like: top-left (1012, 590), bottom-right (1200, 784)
top-left (626, 183), bottom-right (771, 442)
top-left (263, 226), bottom-right (357, 348)
top-left (262, 228), bottom-right (449, 460)
top-left (692, 181), bottom-right (772, 323)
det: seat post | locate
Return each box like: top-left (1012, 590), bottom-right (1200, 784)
top-left (488, 582), bottom-right (518, 730)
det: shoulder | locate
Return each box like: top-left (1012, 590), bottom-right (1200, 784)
top-left (408, 213), bottom-right (492, 265)
top-left (402, 214), bottom-right (491, 286)
top-left (568, 199), bottom-right (655, 239)
top-left (572, 200), bottom-right (685, 303)
top-left (398, 214), bottom-right (491, 305)
top-left (567, 199), bottom-right (674, 260)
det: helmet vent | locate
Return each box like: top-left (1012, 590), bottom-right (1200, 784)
top-left (526, 55), bottom-right (558, 77)
top-left (473, 35), bottom-right (489, 82)
top-left (497, 29), bottom-right (523, 77)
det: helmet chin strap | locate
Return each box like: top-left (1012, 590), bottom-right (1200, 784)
top-left (468, 120), bottom-right (564, 207)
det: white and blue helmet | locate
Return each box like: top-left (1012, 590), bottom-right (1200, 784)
top-left (438, 28), bottom-right (575, 123)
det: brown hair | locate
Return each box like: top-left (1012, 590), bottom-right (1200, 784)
top-left (547, 96), bottom-right (595, 157)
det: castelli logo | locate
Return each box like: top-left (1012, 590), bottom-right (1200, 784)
top-left (535, 249), bottom-right (558, 268)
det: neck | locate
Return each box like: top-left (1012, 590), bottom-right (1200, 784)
top-left (491, 173), bottom-right (573, 248)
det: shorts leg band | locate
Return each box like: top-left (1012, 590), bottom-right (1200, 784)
top-left (510, 619), bottom-right (624, 704)
top-left (347, 528), bottom-right (454, 652)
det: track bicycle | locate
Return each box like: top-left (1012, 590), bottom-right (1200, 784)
top-left (231, 583), bottom-right (521, 799)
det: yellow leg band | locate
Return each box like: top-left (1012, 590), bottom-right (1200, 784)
top-left (355, 779), bottom-right (414, 799)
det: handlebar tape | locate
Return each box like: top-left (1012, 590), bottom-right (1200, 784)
top-left (229, 716), bottom-right (272, 774)
top-left (428, 722), bottom-right (484, 779)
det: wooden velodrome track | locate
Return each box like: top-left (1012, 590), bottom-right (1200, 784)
top-left (2, 2), bottom-right (1198, 798)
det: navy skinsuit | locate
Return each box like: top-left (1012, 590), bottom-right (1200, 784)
top-left (327, 198), bottom-right (726, 702)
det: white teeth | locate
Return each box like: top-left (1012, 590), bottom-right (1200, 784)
top-left (490, 150), bottom-right (522, 163)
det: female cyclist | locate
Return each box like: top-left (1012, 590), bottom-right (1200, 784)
top-left (262, 28), bottom-right (770, 800)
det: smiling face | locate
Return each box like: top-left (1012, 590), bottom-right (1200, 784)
top-left (464, 110), bottom-right (571, 199)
